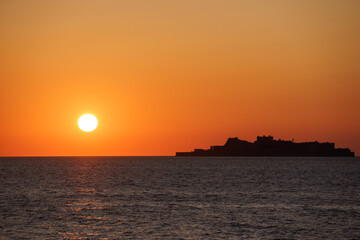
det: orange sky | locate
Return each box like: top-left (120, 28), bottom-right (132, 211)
top-left (1, 0), bottom-right (359, 156)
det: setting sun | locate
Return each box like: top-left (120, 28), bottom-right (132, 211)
top-left (78, 114), bottom-right (98, 132)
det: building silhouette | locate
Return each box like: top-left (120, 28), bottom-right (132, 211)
top-left (176, 135), bottom-right (354, 157)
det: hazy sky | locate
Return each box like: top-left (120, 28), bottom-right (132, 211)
top-left (1, 0), bottom-right (359, 156)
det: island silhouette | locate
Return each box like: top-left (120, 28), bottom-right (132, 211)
top-left (176, 135), bottom-right (355, 157)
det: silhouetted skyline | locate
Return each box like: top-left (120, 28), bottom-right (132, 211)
top-left (176, 135), bottom-right (355, 157)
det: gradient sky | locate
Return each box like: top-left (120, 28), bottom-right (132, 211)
top-left (1, 0), bottom-right (359, 156)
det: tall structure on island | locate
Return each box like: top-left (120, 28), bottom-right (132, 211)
top-left (176, 136), bottom-right (354, 157)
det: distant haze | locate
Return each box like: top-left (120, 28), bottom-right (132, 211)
top-left (0, 0), bottom-right (359, 156)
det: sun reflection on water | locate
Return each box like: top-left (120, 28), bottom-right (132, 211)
top-left (57, 158), bottom-right (114, 239)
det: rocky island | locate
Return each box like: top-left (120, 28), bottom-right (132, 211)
top-left (176, 135), bottom-right (355, 157)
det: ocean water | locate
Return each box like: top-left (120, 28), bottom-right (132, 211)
top-left (0, 157), bottom-right (359, 239)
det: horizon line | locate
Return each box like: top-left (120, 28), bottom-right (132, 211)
top-left (0, 155), bottom-right (174, 158)
top-left (0, 155), bottom-right (358, 158)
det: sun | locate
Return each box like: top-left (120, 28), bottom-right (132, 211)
top-left (78, 114), bottom-right (98, 132)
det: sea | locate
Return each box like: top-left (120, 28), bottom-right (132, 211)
top-left (0, 156), bottom-right (359, 239)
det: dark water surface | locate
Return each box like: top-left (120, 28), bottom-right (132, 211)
top-left (0, 157), bottom-right (359, 239)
